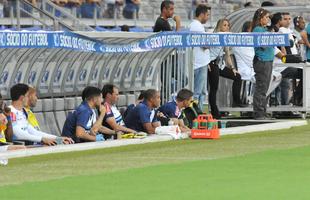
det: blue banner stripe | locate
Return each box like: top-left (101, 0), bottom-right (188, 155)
top-left (0, 31), bottom-right (290, 53)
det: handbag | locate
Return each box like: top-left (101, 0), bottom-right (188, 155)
top-left (285, 54), bottom-right (303, 63)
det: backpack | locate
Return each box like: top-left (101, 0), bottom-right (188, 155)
top-left (182, 101), bottom-right (203, 128)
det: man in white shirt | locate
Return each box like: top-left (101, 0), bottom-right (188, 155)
top-left (189, 4), bottom-right (211, 111)
top-left (279, 12), bottom-right (298, 54)
top-left (293, 16), bottom-right (306, 61)
top-left (232, 21), bottom-right (255, 83)
top-left (9, 84), bottom-right (73, 146)
top-left (278, 12), bottom-right (299, 105)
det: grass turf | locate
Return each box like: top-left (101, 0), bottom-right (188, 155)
top-left (0, 122), bottom-right (310, 199)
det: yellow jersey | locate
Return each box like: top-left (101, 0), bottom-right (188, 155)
top-left (0, 130), bottom-right (6, 143)
top-left (24, 107), bottom-right (40, 131)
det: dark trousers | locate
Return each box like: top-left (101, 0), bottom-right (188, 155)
top-left (208, 62), bottom-right (242, 119)
top-left (281, 67), bottom-right (303, 105)
top-left (208, 62), bottom-right (220, 118)
top-left (220, 67), bottom-right (243, 105)
top-left (253, 59), bottom-right (273, 118)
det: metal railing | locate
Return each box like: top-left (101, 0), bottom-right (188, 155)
top-left (12, 0), bottom-right (94, 31)
top-left (160, 48), bottom-right (193, 102)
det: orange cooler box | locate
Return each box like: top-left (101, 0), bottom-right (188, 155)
top-left (191, 115), bottom-right (220, 139)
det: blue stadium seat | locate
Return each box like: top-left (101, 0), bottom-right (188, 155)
top-left (43, 98), bottom-right (60, 136)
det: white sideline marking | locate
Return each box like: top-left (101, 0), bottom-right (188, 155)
top-left (0, 120), bottom-right (307, 160)
top-left (220, 120), bottom-right (307, 136)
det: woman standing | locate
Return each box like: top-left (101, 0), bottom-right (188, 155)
top-left (208, 18), bottom-right (243, 119)
top-left (251, 8), bottom-right (274, 119)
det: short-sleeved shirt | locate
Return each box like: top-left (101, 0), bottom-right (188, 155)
top-left (124, 101), bottom-right (158, 132)
top-left (102, 102), bottom-right (124, 130)
top-left (253, 26), bottom-right (274, 61)
top-left (158, 100), bottom-right (183, 119)
top-left (189, 19), bottom-right (211, 69)
top-left (123, 104), bottom-right (135, 119)
top-left (62, 101), bottom-right (97, 143)
top-left (305, 24), bottom-right (310, 61)
top-left (153, 17), bottom-right (172, 32)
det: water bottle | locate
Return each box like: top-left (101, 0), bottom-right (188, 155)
top-left (192, 119), bottom-right (198, 129)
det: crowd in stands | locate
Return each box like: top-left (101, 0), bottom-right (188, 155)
top-left (0, 0), bottom-right (141, 19)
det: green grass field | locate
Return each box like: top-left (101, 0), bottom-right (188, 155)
top-left (1, 122), bottom-right (310, 200)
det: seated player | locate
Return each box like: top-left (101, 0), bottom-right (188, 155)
top-left (101, 84), bottom-right (136, 136)
top-left (124, 89), bottom-right (161, 134)
top-left (9, 84), bottom-right (72, 146)
top-left (158, 88), bottom-right (193, 133)
top-left (123, 91), bottom-right (145, 119)
top-left (62, 86), bottom-right (117, 143)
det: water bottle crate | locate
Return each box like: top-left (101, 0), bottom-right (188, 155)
top-left (191, 114), bottom-right (220, 139)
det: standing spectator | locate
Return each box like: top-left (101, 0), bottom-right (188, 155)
top-left (189, 4), bottom-right (211, 111)
top-left (106, 0), bottom-right (123, 19)
top-left (153, 0), bottom-right (181, 32)
top-left (124, 89), bottom-right (161, 134)
top-left (293, 16), bottom-right (306, 61)
top-left (123, 0), bottom-right (140, 19)
top-left (271, 12), bottom-right (283, 32)
top-left (301, 21), bottom-right (310, 62)
top-left (279, 13), bottom-right (297, 55)
top-left (208, 19), bottom-right (244, 119)
top-left (189, 0), bottom-right (207, 20)
top-left (278, 12), bottom-right (298, 105)
top-left (232, 21), bottom-right (255, 83)
top-left (251, 8), bottom-right (274, 120)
